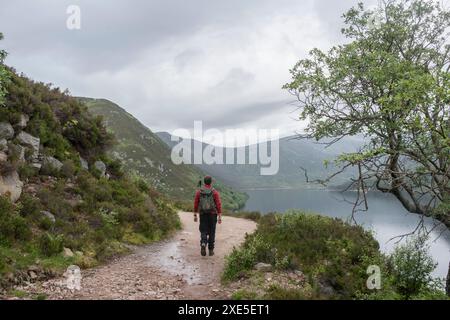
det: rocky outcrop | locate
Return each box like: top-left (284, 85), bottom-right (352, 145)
top-left (42, 156), bottom-right (63, 172)
top-left (16, 131), bottom-right (40, 159)
top-left (16, 114), bottom-right (29, 129)
top-left (8, 144), bottom-right (25, 162)
top-left (0, 122), bottom-right (14, 140)
top-left (0, 266), bottom-right (56, 292)
top-left (0, 171), bottom-right (23, 202)
top-left (0, 151), bottom-right (7, 163)
top-left (63, 248), bottom-right (74, 258)
top-left (41, 210), bottom-right (56, 223)
top-left (254, 262), bottom-right (273, 272)
top-left (94, 161), bottom-right (106, 177)
top-left (80, 156), bottom-right (89, 170)
top-left (0, 138), bottom-right (7, 151)
top-left (1, 121), bottom-right (41, 169)
top-left (31, 162), bottom-right (42, 170)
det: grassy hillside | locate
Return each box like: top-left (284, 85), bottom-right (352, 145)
top-left (223, 211), bottom-right (447, 300)
top-left (82, 98), bottom-right (247, 210)
top-left (0, 70), bottom-right (180, 291)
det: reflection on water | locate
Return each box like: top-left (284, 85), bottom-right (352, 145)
top-left (243, 189), bottom-right (450, 279)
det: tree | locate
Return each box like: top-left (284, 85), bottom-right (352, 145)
top-left (389, 234), bottom-right (438, 298)
top-left (284, 0), bottom-right (450, 228)
top-left (0, 32), bottom-right (10, 106)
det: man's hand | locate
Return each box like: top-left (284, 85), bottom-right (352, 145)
top-left (218, 215), bottom-right (222, 224)
top-left (194, 214), bottom-right (198, 222)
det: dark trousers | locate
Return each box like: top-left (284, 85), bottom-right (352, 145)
top-left (199, 213), bottom-right (218, 250)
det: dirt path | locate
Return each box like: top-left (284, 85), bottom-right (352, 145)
top-left (19, 212), bottom-right (256, 300)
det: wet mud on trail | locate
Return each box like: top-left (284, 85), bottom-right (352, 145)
top-left (17, 211), bottom-right (256, 300)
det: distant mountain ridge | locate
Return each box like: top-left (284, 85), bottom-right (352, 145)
top-left (156, 131), bottom-right (361, 190)
top-left (81, 98), bottom-right (247, 210)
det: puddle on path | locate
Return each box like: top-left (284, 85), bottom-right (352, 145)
top-left (137, 232), bottom-right (205, 285)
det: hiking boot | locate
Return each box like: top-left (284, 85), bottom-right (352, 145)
top-left (209, 249), bottom-right (214, 256)
top-left (201, 244), bottom-right (206, 256)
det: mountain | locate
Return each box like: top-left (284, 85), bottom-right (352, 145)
top-left (81, 98), bottom-right (247, 210)
top-left (156, 132), bottom-right (361, 190)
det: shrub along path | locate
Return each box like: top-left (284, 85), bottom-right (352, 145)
top-left (14, 212), bottom-right (256, 300)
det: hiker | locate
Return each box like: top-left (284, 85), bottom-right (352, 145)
top-left (194, 176), bottom-right (222, 256)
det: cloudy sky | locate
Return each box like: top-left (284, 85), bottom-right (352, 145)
top-left (0, 0), bottom-right (377, 143)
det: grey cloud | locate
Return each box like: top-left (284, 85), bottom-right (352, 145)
top-left (211, 68), bottom-right (255, 94)
top-left (145, 99), bottom-right (290, 131)
top-left (205, 100), bottom-right (291, 129)
top-left (174, 49), bottom-right (205, 72)
top-left (0, 0), bottom-right (372, 135)
top-left (1, 0), bottom-right (308, 72)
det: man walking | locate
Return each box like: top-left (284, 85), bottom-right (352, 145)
top-left (194, 176), bottom-right (222, 256)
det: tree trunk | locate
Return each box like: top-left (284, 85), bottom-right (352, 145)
top-left (446, 261), bottom-right (450, 297)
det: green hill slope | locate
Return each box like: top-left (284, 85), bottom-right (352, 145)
top-left (0, 69), bottom-right (180, 289)
top-left (81, 98), bottom-right (247, 210)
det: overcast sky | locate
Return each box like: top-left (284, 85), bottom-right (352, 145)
top-left (0, 0), bottom-right (378, 143)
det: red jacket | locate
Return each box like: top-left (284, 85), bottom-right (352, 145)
top-left (194, 184), bottom-right (222, 214)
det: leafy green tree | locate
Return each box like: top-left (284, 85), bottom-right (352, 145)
top-left (284, 0), bottom-right (450, 227)
top-left (0, 32), bottom-right (10, 106)
top-left (389, 234), bottom-right (439, 299)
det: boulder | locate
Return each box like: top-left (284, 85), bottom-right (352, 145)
top-left (41, 210), bottom-right (56, 223)
top-left (16, 131), bottom-right (40, 159)
top-left (63, 247), bottom-right (74, 258)
top-left (0, 138), bottom-right (7, 151)
top-left (8, 144), bottom-right (25, 162)
top-left (318, 281), bottom-right (335, 297)
top-left (254, 262), bottom-right (273, 272)
top-left (0, 171), bottom-right (23, 202)
top-left (28, 265), bottom-right (40, 272)
top-left (0, 151), bottom-right (7, 163)
top-left (94, 160), bottom-right (106, 177)
top-left (42, 156), bottom-right (63, 172)
top-left (0, 122), bottom-right (14, 140)
top-left (28, 271), bottom-right (38, 280)
top-left (24, 184), bottom-right (37, 195)
top-left (16, 114), bottom-right (29, 129)
top-left (80, 156), bottom-right (89, 170)
top-left (31, 162), bottom-right (42, 170)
